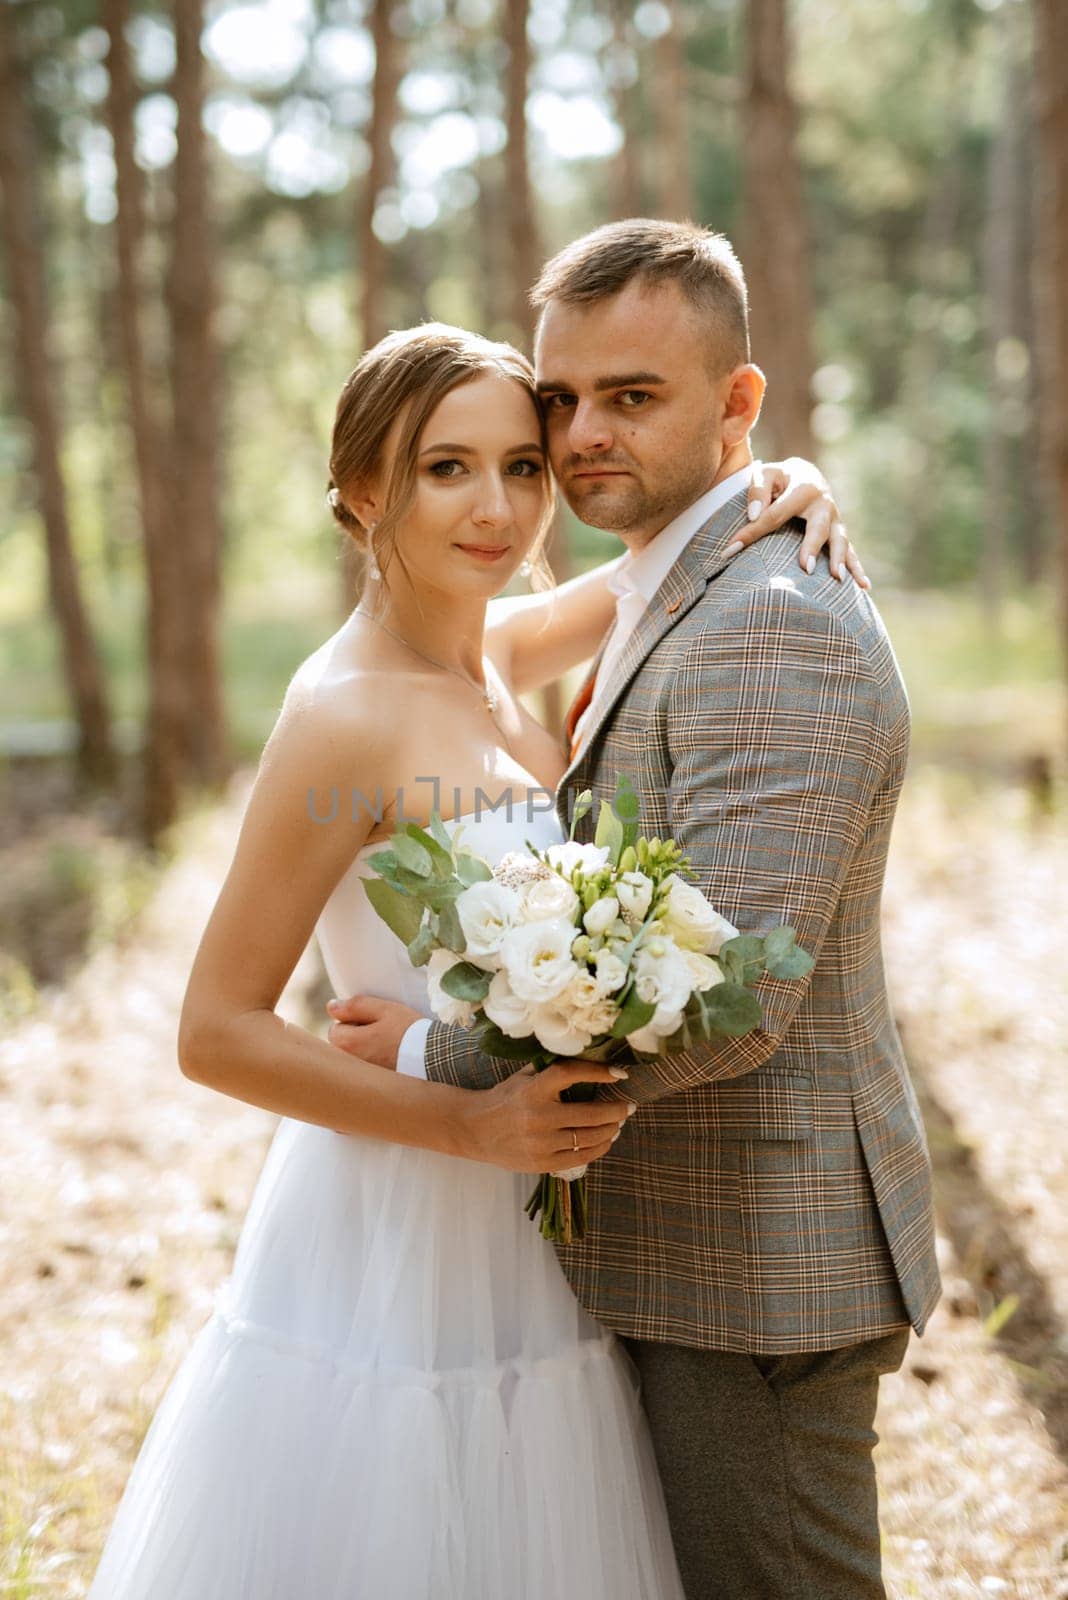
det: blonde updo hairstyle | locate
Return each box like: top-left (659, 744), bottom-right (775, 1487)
top-left (327, 323), bottom-right (557, 610)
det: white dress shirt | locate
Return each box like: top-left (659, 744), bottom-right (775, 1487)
top-left (396, 465), bottom-right (758, 1081)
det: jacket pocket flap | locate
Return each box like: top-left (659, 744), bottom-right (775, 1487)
top-left (709, 1072), bottom-right (814, 1140)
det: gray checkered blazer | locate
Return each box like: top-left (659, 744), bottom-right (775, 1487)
top-left (425, 490), bottom-right (942, 1354)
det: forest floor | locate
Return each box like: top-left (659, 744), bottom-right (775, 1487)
top-left (0, 764), bottom-right (1065, 1598)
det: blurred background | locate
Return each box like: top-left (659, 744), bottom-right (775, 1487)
top-left (1, 1), bottom-right (1066, 1595)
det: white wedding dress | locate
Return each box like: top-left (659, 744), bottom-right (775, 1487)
top-left (88, 806), bottom-right (684, 1600)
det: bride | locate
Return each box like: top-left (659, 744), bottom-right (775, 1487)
top-left (86, 323), bottom-right (859, 1599)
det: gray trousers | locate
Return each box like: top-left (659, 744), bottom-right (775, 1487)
top-left (621, 1328), bottom-right (910, 1600)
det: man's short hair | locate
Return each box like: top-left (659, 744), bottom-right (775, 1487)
top-left (531, 218), bottom-right (750, 373)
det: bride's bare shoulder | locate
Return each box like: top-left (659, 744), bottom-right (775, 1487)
top-left (261, 626), bottom-right (395, 776)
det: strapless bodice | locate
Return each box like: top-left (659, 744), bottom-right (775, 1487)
top-left (314, 806), bottom-right (565, 1016)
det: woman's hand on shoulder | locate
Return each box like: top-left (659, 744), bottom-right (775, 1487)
top-left (729, 457), bottom-right (869, 588)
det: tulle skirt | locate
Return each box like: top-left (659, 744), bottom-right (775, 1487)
top-left (87, 1118), bottom-right (685, 1599)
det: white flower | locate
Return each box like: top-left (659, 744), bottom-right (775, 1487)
top-left (558, 970), bottom-right (618, 1037)
top-left (533, 1004), bottom-right (596, 1056)
top-left (682, 951), bottom-right (724, 991)
top-left (483, 969), bottom-right (540, 1039)
top-left (632, 939), bottom-right (694, 1014)
top-left (591, 948), bottom-right (628, 994)
top-left (545, 840), bottom-right (610, 878)
top-left (659, 876), bottom-right (738, 954)
top-left (583, 894), bottom-right (620, 937)
top-left (616, 870), bottom-right (654, 924)
top-left (426, 948), bottom-right (477, 1028)
top-left (456, 881), bottom-right (522, 966)
top-left (498, 918), bottom-right (578, 1005)
top-left (518, 874), bottom-right (580, 925)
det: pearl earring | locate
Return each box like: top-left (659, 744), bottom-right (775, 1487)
top-left (519, 560), bottom-right (532, 578)
top-left (367, 521), bottom-right (381, 582)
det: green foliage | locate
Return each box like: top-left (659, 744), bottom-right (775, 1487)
top-left (610, 987), bottom-right (657, 1040)
top-left (696, 982), bottom-right (764, 1038)
top-left (438, 960), bottom-right (492, 1003)
top-left (763, 926), bottom-right (816, 981)
top-left (359, 877), bottom-right (424, 946)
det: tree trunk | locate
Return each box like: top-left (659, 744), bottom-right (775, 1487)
top-left (1015, 83), bottom-right (1042, 587)
top-left (738, 0), bottom-right (815, 461)
top-left (105, 0), bottom-right (188, 840)
top-left (981, 20), bottom-right (1020, 631)
top-left (0, 1), bottom-right (115, 785)
top-left (609, 0), bottom-right (643, 219)
top-left (504, 0), bottom-right (539, 349)
top-left (502, 0), bottom-right (571, 732)
top-left (651, 0), bottom-right (691, 221)
top-left (476, 152), bottom-right (509, 336)
top-left (168, 0), bottom-right (229, 788)
top-left (360, 0), bottom-right (400, 350)
top-left (345, 0), bottom-right (402, 612)
top-left (1032, 0), bottom-right (1068, 743)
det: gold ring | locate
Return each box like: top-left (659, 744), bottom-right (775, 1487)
top-left (571, 1130), bottom-right (579, 1153)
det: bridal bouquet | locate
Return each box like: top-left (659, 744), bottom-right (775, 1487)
top-left (362, 777), bottom-right (814, 1244)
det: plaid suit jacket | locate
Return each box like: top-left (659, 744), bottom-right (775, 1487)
top-left (425, 490), bottom-right (942, 1354)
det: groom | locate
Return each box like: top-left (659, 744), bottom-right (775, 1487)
top-left (329, 220), bottom-right (941, 1599)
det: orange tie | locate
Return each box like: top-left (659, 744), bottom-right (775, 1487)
top-left (565, 663), bottom-right (599, 765)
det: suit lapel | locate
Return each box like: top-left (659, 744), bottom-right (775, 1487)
top-left (555, 489), bottom-right (752, 812)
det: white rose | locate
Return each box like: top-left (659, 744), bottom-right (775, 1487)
top-left (518, 874), bottom-right (580, 925)
top-left (583, 894), bottom-right (620, 937)
top-left (425, 948), bottom-right (477, 1028)
top-left (545, 841), bottom-right (610, 878)
top-left (632, 940), bottom-right (694, 1015)
top-left (498, 918), bottom-right (578, 1005)
top-left (558, 970), bottom-right (618, 1037)
top-left (682, 951), bottom-right (724, 991)
top-left (659, 876), bottom-right (738, 954)
top-left (591, 948), bottom-right (628, 994)
top-left (483, 969), bottom-right (540, 1039)
top-left (616, 870), bottom-right (654, 924)
top-left (456, 881), bottom-right (522, 967)
top-left (533, 1004), bottom-right (596, 1057)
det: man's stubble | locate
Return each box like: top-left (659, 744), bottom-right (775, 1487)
top-left (555, 428), bottom-right (723, 546)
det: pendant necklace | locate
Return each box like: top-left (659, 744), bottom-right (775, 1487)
top-left (356, 610), bottom-right (510, 740)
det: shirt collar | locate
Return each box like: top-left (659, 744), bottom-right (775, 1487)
top-left (608, 464), bottom-right (758, 602)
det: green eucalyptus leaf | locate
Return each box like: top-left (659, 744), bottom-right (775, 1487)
top-left (428, 810), bottom-right (453, 852)
top-left (404, 822), bottom-right (455, 878)
top-left (475, 1021), bottom-right (542, 1059)
top-left (720, 933), bottom-right (767, 986)
top-left (406, 924), bottom-right (436, 967)
top-left (366, 848), bottom-right (406, 885)
top-left (455, 851), bottom-right (493, 886)
top-left (440, 961), bottom-right (493, 1002)
top-left (763, 926), bottom-right (815, 980)
top-left (436, 898), bottom-right (466, 953)
top-left (720, 934), bottom-right (765, 965)
top-left (361, 877), bottom-right (426, 945)
top-left (392, 835), bottom-right (433, 877)
top-left (701, 982), bottom-right (764, 1037)
top-left (611, 989), bottom-right (657, 1039)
